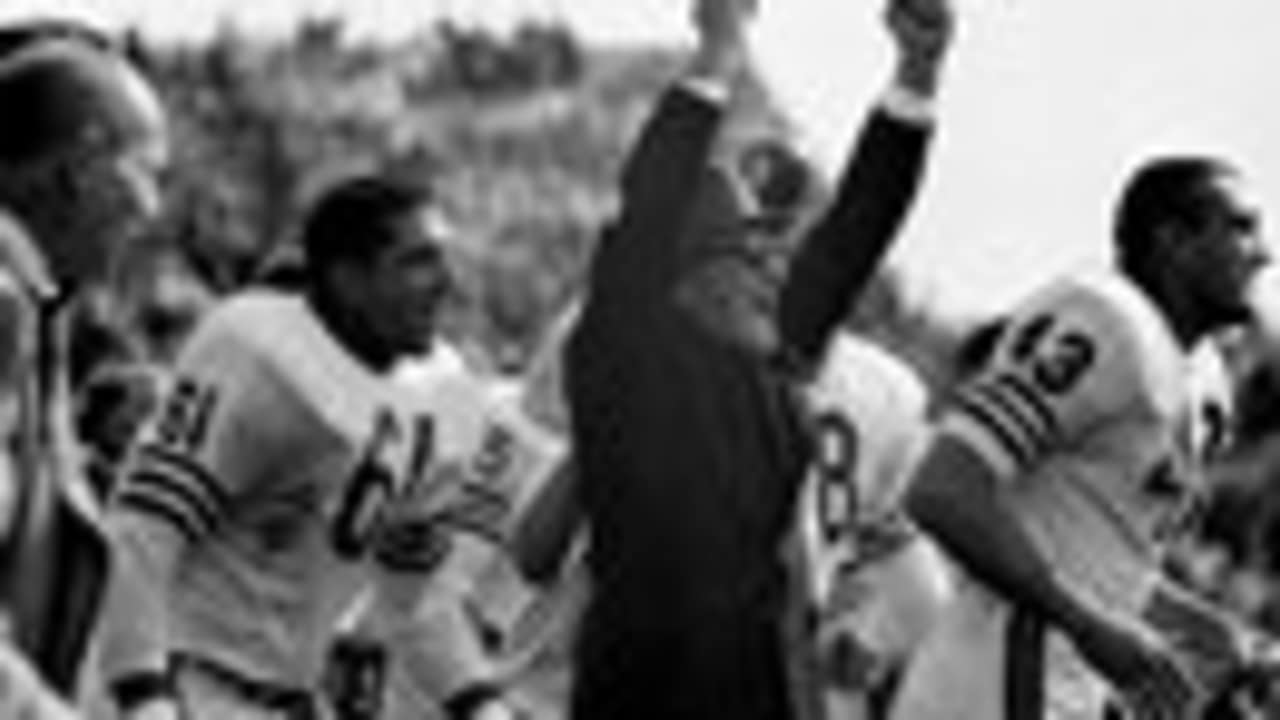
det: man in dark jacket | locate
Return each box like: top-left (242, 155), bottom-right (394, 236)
top-left (564, 0), bottom-right (954, 718)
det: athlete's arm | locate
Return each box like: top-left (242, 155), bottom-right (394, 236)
top-left (778, 0), bottom-right (951, 370)
top-left (905, 434), bottom-right (1199, 716)
top-left (98, 515), bottom-right (185, 720)
top-left (905, 435), bottom-right (1106, 637)
top-left (96, 318), bottom-right (281, 720)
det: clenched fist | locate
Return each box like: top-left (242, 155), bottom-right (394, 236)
top-left (886, 0), bottom-right (955, 96)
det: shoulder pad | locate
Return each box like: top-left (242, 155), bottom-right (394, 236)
top-left (810, 332), bottom-right (929, 421)
top-left (179, 291), bottom-right (389, 436)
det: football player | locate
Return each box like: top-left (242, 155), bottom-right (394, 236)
top-left (97, 175), bottom-right (524, 720)
top-left (898, 156), bottom-right (1273, 720)
top-left (790, 333), bottom-right (953, 720)
top-left (358, 338), bottom-right (573, 720)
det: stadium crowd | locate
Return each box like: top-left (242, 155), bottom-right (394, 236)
top-left (0, 1), bottom-right (1278, 719)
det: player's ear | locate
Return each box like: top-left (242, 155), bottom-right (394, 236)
top-left (1150, 220), bottom-right (1193, 270)
top-left (47, 157), bottom-right (86, 207)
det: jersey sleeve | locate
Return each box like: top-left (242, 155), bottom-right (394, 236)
top-left (938, 284), bottom-right (1148, 482)
top-left (100, 311), bottom-right (296, 691)
top-left (113, 312), bottom-right (286, 543)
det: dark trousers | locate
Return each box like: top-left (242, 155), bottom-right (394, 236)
top-left (571, 603), bottom-right (793, 720)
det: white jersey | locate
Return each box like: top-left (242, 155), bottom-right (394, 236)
top-left (794, 334), bottom-right (952, 719)
top-left (798, 333), bottom-right (932, 613)
top-left (111, 292), bottom-right (526, 690)
top-left (892, 272), bottom-right (1233, 720)
top-left (370, 350), bottom-right (570, 720)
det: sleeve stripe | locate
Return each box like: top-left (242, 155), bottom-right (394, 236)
top-left (953, 391), bottom-right (1037, 469)
top-left (133, 443), bottom-right (229, 515)
top-left (956, 375), bottom-right (1057, 465)
top-left (994, 373), bottom-right (1059, 443)
top-left (975, 378), bottom-right (1053, 451)
top-left (115, 489), bottom-right (205, 544)
top-left (118, 471), bottom-right (220, 538)
top-left (121, 470), bottom-right (220, 537)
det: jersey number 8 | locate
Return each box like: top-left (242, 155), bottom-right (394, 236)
top-left (814, 410), bottom-right (860, 546)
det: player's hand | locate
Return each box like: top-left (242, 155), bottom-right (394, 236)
top-left (886, 0), bottom-right (955, 97)
top-left (1158, 610), bottom-right (1250, 694)
top-left (1069, 614), bottom-right (1200, 720)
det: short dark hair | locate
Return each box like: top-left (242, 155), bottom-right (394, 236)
top-left (300, 174), bottom-right (436, 272)
top-left (1114, 155), bottom-right (1236, 277)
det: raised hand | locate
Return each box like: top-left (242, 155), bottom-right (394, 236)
top-left (886, 0), bottom-right (956, 97)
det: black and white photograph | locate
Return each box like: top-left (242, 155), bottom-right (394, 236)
top-left (0, 0), bottom-right (1278, 718)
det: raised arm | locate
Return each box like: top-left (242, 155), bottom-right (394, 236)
top-left (779, 0), bottom-right (953, 369)
top-left (587, 0), bottom-right (754, 309)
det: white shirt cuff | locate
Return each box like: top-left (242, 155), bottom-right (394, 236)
top-left (678, 75), bottom-right (732, 107)
top-left (878, 83), bottom-right (936, 126)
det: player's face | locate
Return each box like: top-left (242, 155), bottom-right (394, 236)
top-left (1182, 173), bottom-right (1269, 326)
top-left (358, 206), bottom-right (455, 357)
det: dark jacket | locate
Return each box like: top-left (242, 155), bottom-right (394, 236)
top-left (567, 84), bottom-right (933, 720)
